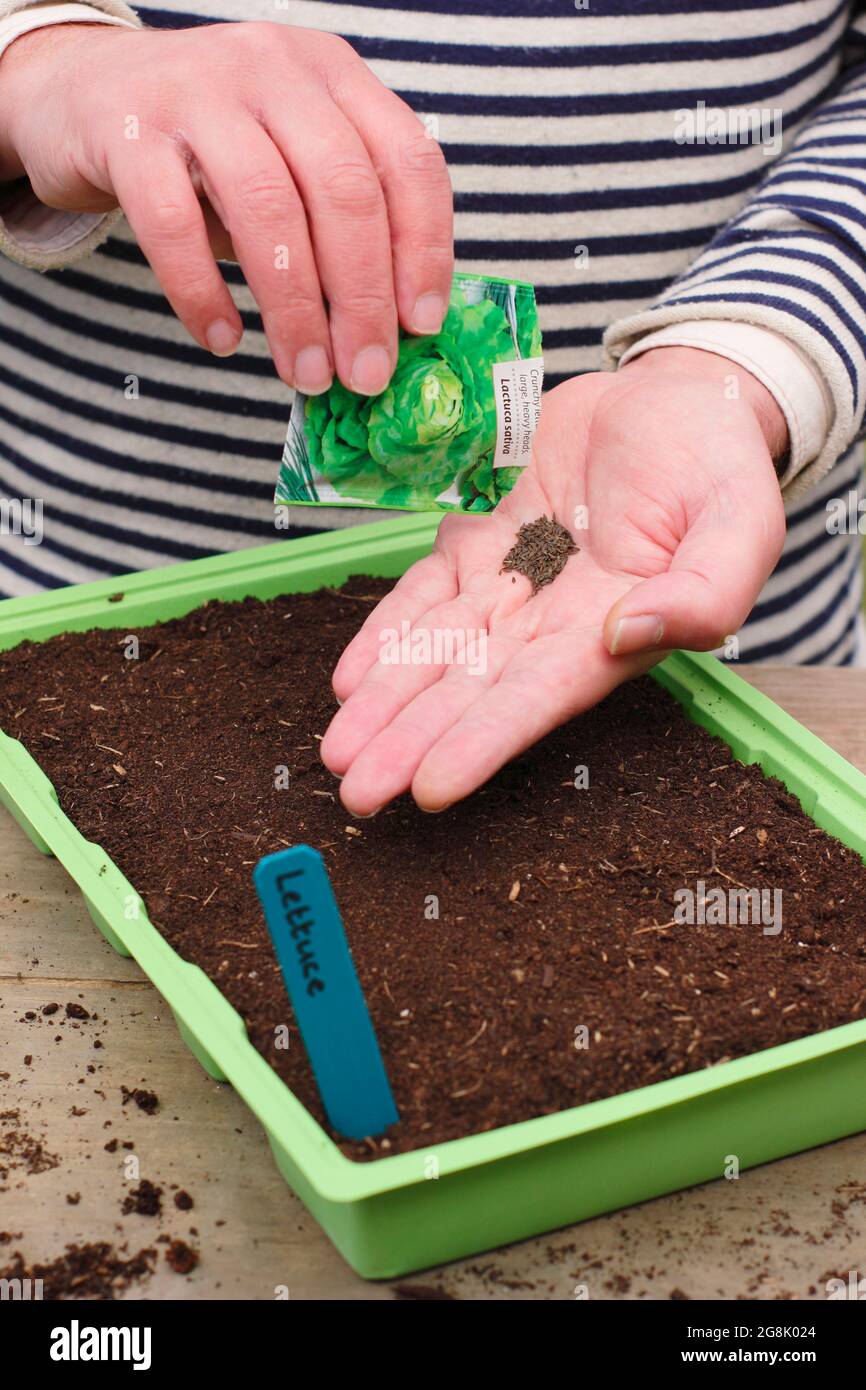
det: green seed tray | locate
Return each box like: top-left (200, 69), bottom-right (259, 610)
top-left (1, 514), bottom-right (865, 1279)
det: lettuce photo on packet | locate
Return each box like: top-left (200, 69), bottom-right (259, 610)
top-left (277, 273), bottom-right (543, 513)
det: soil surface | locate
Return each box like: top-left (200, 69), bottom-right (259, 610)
top-left (2, 581), bottom-right (865, 1160)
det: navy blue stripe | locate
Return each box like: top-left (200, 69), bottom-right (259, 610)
top-left (0, 360), bottom-right (280, 463)
top-left (0, 399), bottom-right (274, 504)
top-left (743, 549), bottom-right (862, 659)
top-left (676, 233), bottom-right (861, 288)
top-left (785, 461), bottom-right (863, 529)
top-left (0, 472), bottom-right (211, 564)
top-left (678, 243), bottom-right (866, 327)
top-left (137, 4), bottom-right (214, 26)
top-left (455, 165), bottom-right (767, 215)
top-left (806, 96), bottom-right (866, 124)
top-left (0, 542), bottom-right (72, 592)
top-left (785, 154), bottom-right (866, 167)
top-left (794, 132), bottom-right (866, 154)
top-left (138, 1), bottom-right (824, 20)
top-left (0, 433), bottom-right (274, 537)
top-left (540, 326), bottom-right (605, 350)
top-left (673, 265), bottom-right (865, 383)
top-left (443, 135), bottom-right (789, 164)
top-left (51, 265), bottom-right (263, 334)
top-left (676, 248), bottom-right (866, 398)
top-left (96, 236), bottom-right (248, 290)
top-left (101, 223), bottom-right (719, 265)
top-left (100, 168), bottom-right (758, 224)
top-left (454, 226), bottom-right (717, 260)
top-left (2, 531), bottom-right (128, 580)
top-left (805, 605), bottom-right (861, 664)
top-left (346, 1), bottom-right (847, 66)
top-left (440, 81), bottom-right (826, 163)
top-left (537, 277), bottom-right (672, 305)
top-left (774, 520), bottom-right (845, 573)
top-left (751, 533), bottom-right (851, 619)
top-left (0, 276), bottom-right (275, 378)
top-left (0, 316), bottom-right (286, 424)
top-left (763, 165), bottom-right (866, 200)
top-left (398, 45), bottom-right (836, 117)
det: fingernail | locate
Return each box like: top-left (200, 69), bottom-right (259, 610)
top-left (419, 802), bottom-right (453, 814)
top-left (411, 292), bottom-right (445, 335)
top-left (294, 345), bottom-right (332, 395)
top-left (350, 807), bottom-right (382, 820)
top-left (206, 318), bottom-right (240, 357)
top-left (609, 614), bottom-right (664, 656)
top-left (350, 346), bottom-right (392, 396)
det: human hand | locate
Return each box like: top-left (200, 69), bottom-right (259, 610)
top-left (0, 21), bottom-right (453, 393)
top-left (321, 347), bottom-right (787, 813)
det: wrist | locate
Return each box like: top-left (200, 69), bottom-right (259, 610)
top-left (619, 344), bottom-right (790, 464)
top-left (0, 23), bottom-right (119, 182)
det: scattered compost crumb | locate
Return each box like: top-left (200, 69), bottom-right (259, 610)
top-left (0, 1242), bottom-right (156, 1299)
top-left (500, 516), bottom-right (578, 593)
top-left (392, 1282), bottom-right (455, 1300)
top-left (66, 1193), bottom-right (81, 1205)
top-left (165, 1239), bottom-right (198, 1275)
top-left (0, 1109), bottom-right (60, 1178)
top-left (3, 582), bottom-right (866, 1161)
top-left (65, 1002), bottom-right (90, 1020)
top-left (121, 1179), bottom-right (163, 1218)
top-left (174, 1189), bottom-right (194, 1211)
top-left (42, 1003), bottom-right (59, 1016)
top-left (121, 1085), bottom-right (159, 1114)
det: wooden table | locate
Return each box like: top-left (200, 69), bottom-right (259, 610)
top-left (2, 666), bottom-right (865, 1301)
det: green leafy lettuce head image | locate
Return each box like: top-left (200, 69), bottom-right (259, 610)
top-left (302, 284), bottom-right (519, 509)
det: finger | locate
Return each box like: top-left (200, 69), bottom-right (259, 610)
top-left (327, 64), bottom-right (453, 337)
top-left (321, 591), bottom-right (489, 777)
top-left (267, 92), bottom-right (399, 392)
top-left (412, 632), bottom-right (653, 810)
top-left (330, 551), bottom-right (456, 702)
top-left (191, 119), bottom-right (334, 393)
top-left (338, 636), bottom-right (517, 816)
top-left (602, 474), bottom-right (786, 655)
top-left (110, 146), bottom-right (243, 356)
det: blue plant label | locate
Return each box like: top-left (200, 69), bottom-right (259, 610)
top-left (253, 844), bottom-right (399, 1140)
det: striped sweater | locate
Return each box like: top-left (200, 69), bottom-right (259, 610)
top-left (0, 0), bottom-right (864, 663)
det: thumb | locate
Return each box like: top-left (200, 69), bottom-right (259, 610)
top-left (603, 484), bottom-right (785, 656)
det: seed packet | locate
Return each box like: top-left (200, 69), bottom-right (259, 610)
top-left (276, 273), bottom-right (543, 513)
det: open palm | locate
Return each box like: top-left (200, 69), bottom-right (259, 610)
top-left (321, 361), bottom-right (786, 814)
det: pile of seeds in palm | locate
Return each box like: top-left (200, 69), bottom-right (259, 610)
top-left (500, 516), bottom-right (578, 593)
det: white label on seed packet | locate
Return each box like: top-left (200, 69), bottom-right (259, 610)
top-left (492, 357), bottom-right (544, 469)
